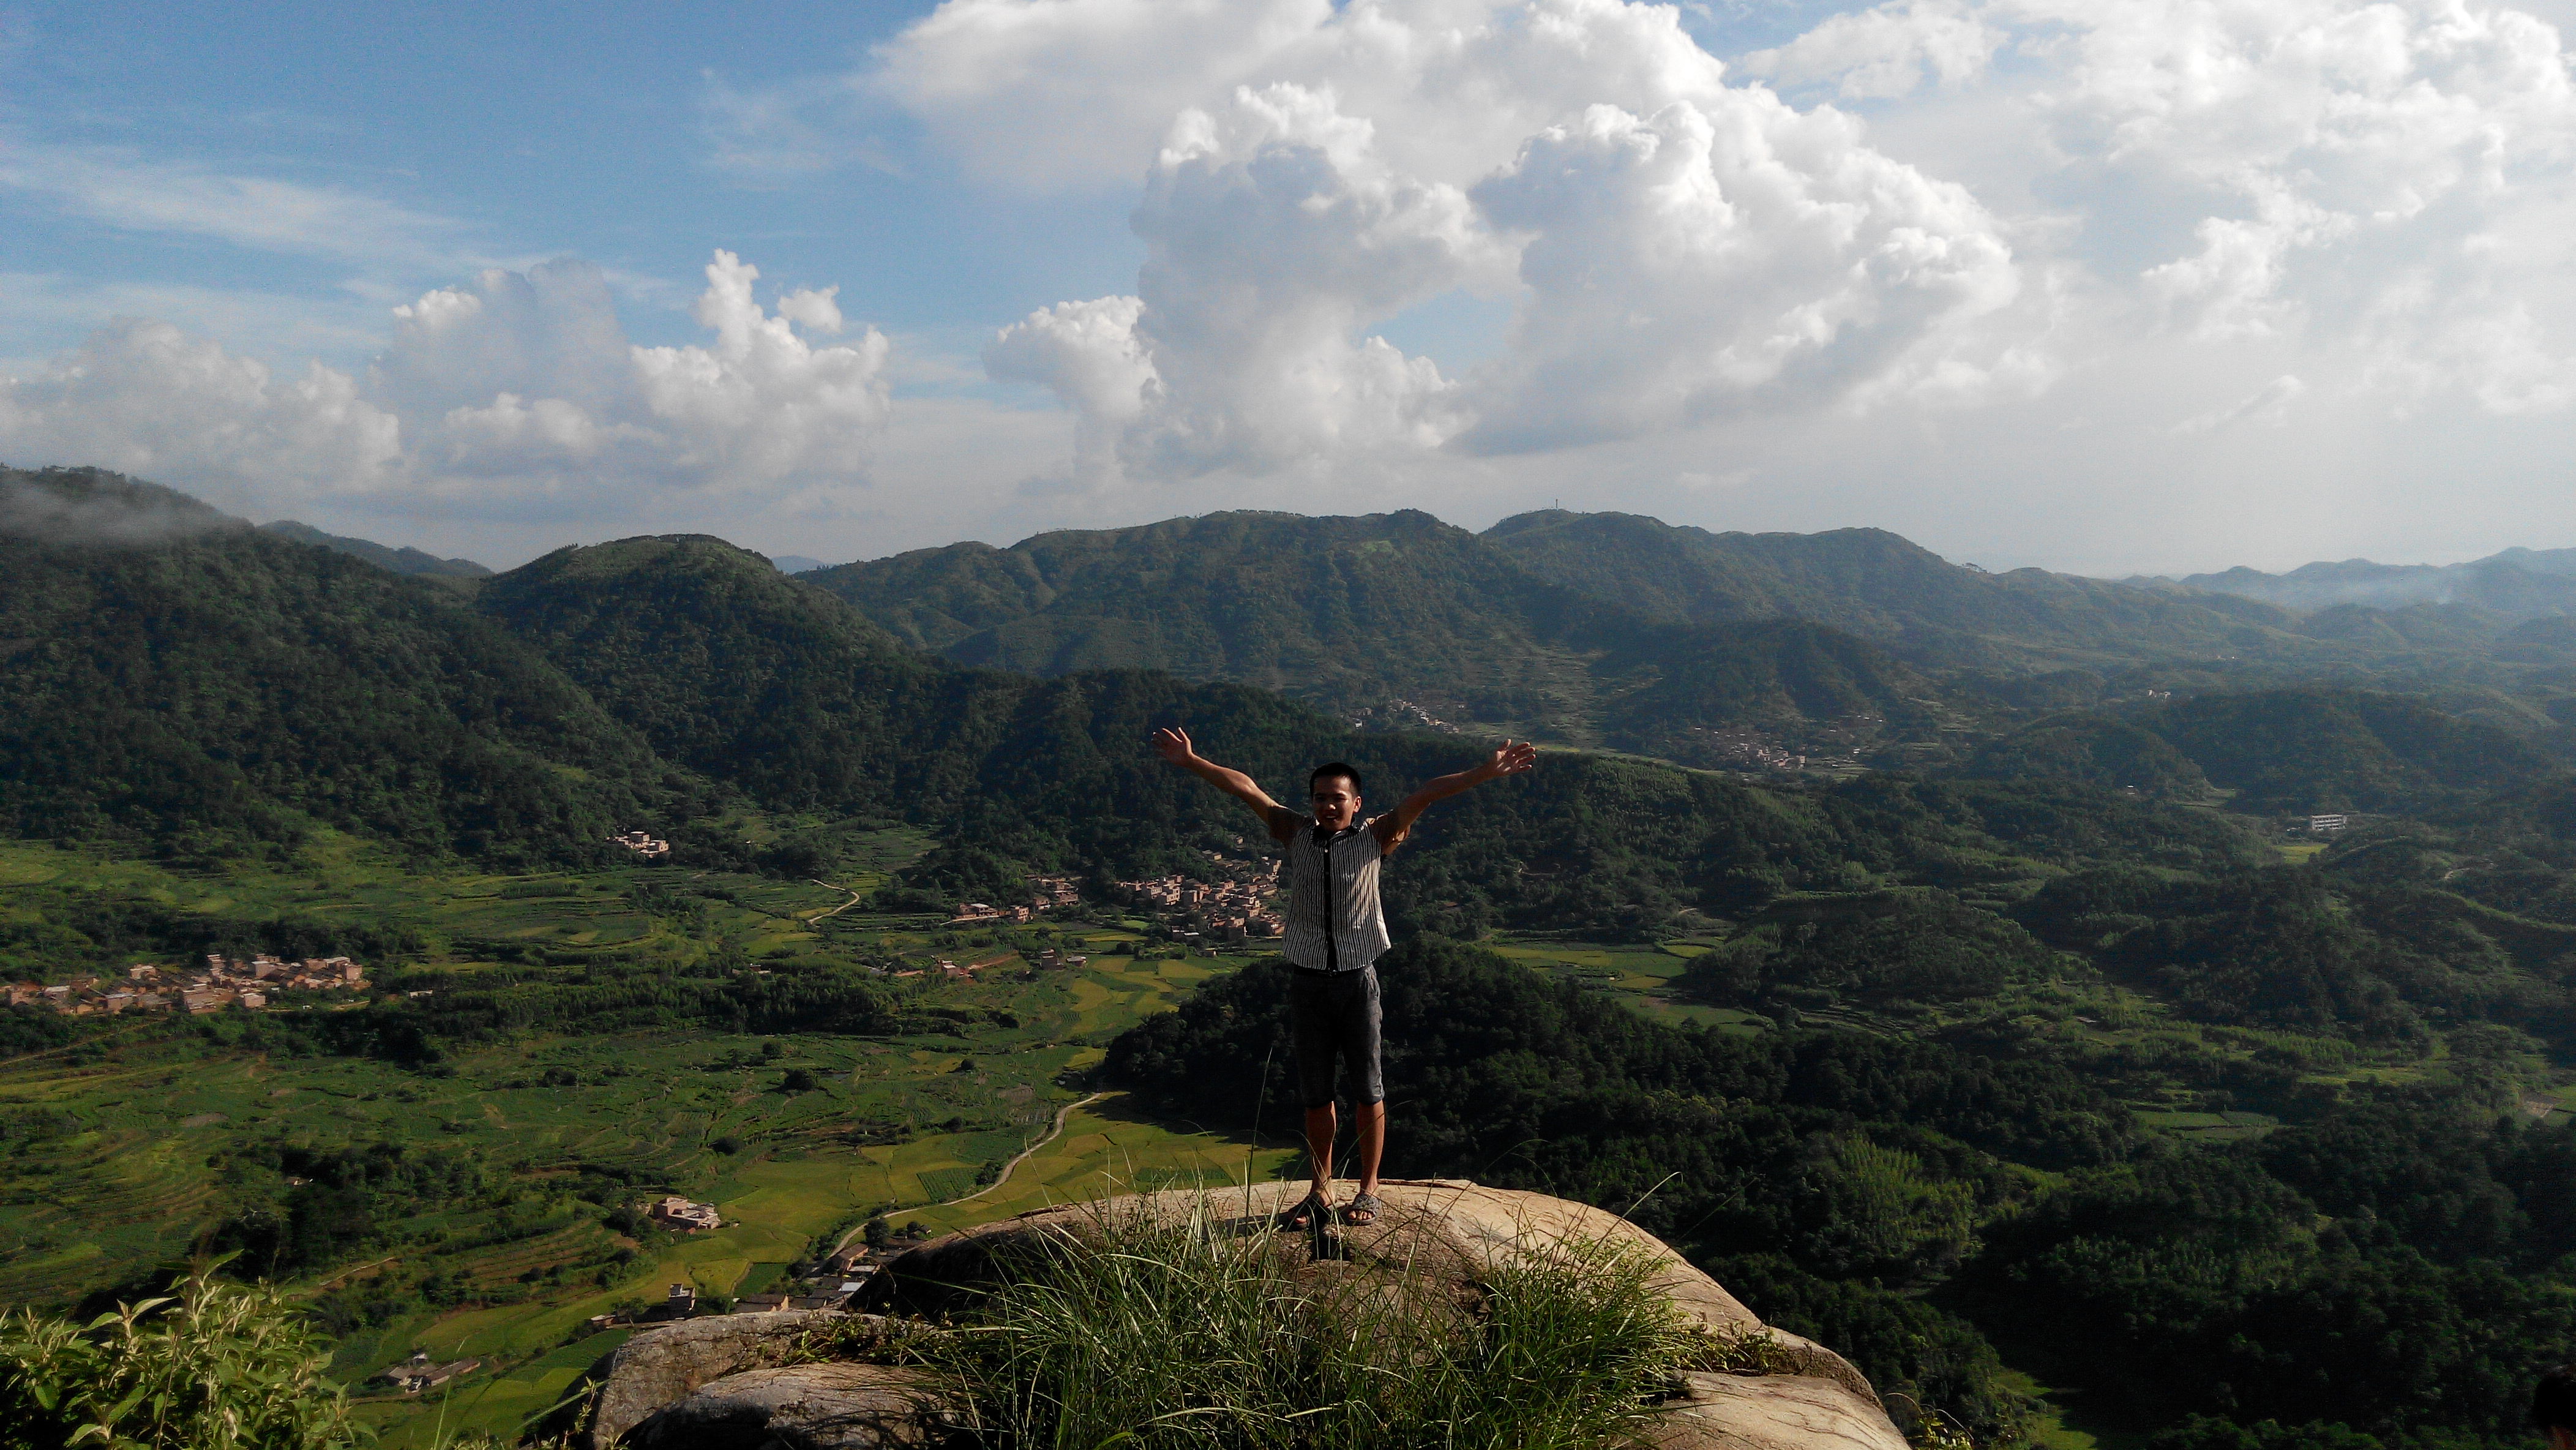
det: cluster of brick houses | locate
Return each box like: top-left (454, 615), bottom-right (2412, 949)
top-left (721, 1242), bottom-right (882, 1314)
top-left (645, 1195), bottom-right (722, 1233)
top-left (1347, 697), bottom-right (1462, 734)
top-left (1689, 728), bottom-right (1811, 773)
top-left (1112, 854), bottom-right (1284, 941)
top-left (949, 873), bottom-right (1083, 926)
top-left (608, 830), bottom-right (671, 860)
top-left (6, 953), bottom-right (368, 1016)
top-left (373, 1351), bottom-right (482, 1395)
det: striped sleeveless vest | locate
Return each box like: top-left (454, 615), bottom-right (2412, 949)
top-left (1281, 819), bottom-right (1392, 973)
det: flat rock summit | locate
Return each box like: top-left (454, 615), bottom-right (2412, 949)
top-left (582, 1180), bottom-right (1909, 1450)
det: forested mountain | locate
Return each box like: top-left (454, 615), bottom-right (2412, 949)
top-left (803, 509), bottom-right (1964, 757)
top-left (256, 520), bottom-right (490, 579)
top-left (1970, 688), bottom-right (2553, 813)
top-left (1964, 713), bottom-right (2214, 800)
top-left (475, 536), bottom-right (936, 813)
top-left (1482, 509), bottom-right (2307, 668)
top-left (807, 506), bottom-right (2576, 781)
top-left (0, 467), bottom-right (668, 866)
top-left (2151, 546), bottom-right (2576, 619)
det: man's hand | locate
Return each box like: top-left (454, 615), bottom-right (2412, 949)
top-left (1377, 739), bottom-right (1539, 855)
top-left (1152, 725), bottom-right (1297, 838)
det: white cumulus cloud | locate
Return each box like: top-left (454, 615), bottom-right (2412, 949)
top-left (916, 1), bottom-right (2012, 478)
top-left (0, 252), bottom-right (896, 519)
top-left (1737, 0), bottom-right (2002, 99)
top-left (1466, 94), bottom-right (2018, 449)
top-left (0, 319), bottom-right (403, 497)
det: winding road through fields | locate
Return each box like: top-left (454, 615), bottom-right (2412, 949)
top-left (833, 1090), bottom-right (1109, 1254)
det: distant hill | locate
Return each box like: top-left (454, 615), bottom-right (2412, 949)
top-left (258, 520), bottom-right (491, 578)
top-left (1480, 509), bottom-right (2312, 668)
top-left (1, 465), bottom-right (245, 545)
top-left (0, 467), bottom-right (662, 865)
top-left (769, 554), bottom-right (828, 574)
top-left (805, 509), bottom-right (1969, 763)
top-left (2146, 688), bottom-right (2552, 814)
top-left (1968, 688), bottom-right (2550, 813)
top-left (2135, 546), bottom-right (2576, 620)
top-left (474, 536), bottom-right (952, 814)
top-left (1964, 713), bottom-right (2215, 800)
top-left (814, 506), bottom-right (2573, 734)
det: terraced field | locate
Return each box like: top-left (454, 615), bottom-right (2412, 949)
top-left (0, 825), bottom-right (1303, 1446)
top-left (891, 1091), bottom-right (1301, 1238)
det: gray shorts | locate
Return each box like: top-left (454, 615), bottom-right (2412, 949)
top-left (1289, 966), bottom-right (1382, 1109)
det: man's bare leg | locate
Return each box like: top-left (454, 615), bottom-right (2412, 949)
top-left (1299, 1103), bottom-right (1337, 1223)
top-left (1354, 1100), bottom-right (1385, 1196)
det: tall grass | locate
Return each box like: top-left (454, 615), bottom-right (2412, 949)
top-left (923, 1196), bottom-right (1715, 1450)
top-left (0, 1261), bottom-right (365, 1449)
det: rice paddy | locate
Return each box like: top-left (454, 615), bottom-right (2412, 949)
top-left (0, 824), bottom-right (1300, 1446)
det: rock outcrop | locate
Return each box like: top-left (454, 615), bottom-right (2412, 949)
top-left (623, 1362), bottom-right (963, 1449)
top-left (585, 1180), bottom-right (1908, 1450)
top-left (585, 1310), bottom-right (856, 1449)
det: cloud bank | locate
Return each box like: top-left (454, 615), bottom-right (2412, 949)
top-left (0, 252), bottom-right (891, 523)
top-left (893, 0), bottom-right (2576, 529)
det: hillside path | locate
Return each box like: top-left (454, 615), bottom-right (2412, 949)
top-left (833, 1091), bottom-right (1108, 1255)
top-left (806, 879), bottom-right (865, 922)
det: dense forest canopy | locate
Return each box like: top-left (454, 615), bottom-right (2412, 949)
top-left (1107, 942), bottom-right (2576, 1449)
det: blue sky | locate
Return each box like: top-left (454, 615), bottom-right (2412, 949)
top-left (1, 3), bottom-right (1134, 356)
top-left (5, 0), bottom-right (2575, 574)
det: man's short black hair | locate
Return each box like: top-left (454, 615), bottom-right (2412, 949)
top-left (2536, 1364), bottom-right (2576, 1431)
top-left (1309, 762), bottom-right (1363, 796)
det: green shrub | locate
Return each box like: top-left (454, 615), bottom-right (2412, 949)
top-left (0, 1262), bottom-right (363, 1449)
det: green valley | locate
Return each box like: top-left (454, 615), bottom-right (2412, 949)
top-left (6, 465), bottom-right (2576, 1450)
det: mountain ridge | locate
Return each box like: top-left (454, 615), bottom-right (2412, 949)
top-left (2130, 545), bottom-right (2576, 619)
top-left (257, 520), bottom-right (492, 579)
top-left (803, 508), bottom-right (1971, 765)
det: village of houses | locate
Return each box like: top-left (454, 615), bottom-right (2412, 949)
top-left (4, 952), bottom-right (370, 1016)
top-left (6, 845), bottom-right (1294, 1007)
top-left (905, 855), bottom-right (1284, 985)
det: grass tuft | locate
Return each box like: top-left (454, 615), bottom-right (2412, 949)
top-left (903, 1193), bottom-right (1710, 1449)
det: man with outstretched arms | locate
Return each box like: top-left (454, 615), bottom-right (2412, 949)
top-left (1151, 727), bottom-right (1538, 1228)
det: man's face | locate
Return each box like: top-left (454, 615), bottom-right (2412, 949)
top-left (1310, 775), bottom-right (1361, 831)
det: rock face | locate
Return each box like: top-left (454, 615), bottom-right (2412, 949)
top-left (624, 1362), bottom-right (963, 1449)
top-left (1653, 1372), bottom-right (1917, 1450)
top-left (585, 1310), bottom-right (854, 1449)
top-left (588, 1181), bottom-right (1906, 1450)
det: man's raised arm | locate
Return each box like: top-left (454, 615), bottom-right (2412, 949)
top-left (1374, 740), bottom-right (1538, 853)
top-left (1153, 727), bottom-right (1303, 841)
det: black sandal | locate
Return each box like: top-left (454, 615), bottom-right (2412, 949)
top-left (1285, 1190), bottom-right (1330, 1230)
top-left (1341, 1192), bottom-right (1382, 1226)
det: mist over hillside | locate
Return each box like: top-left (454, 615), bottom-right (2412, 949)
top-left (2132, 545), bottom-right (2576, 620)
